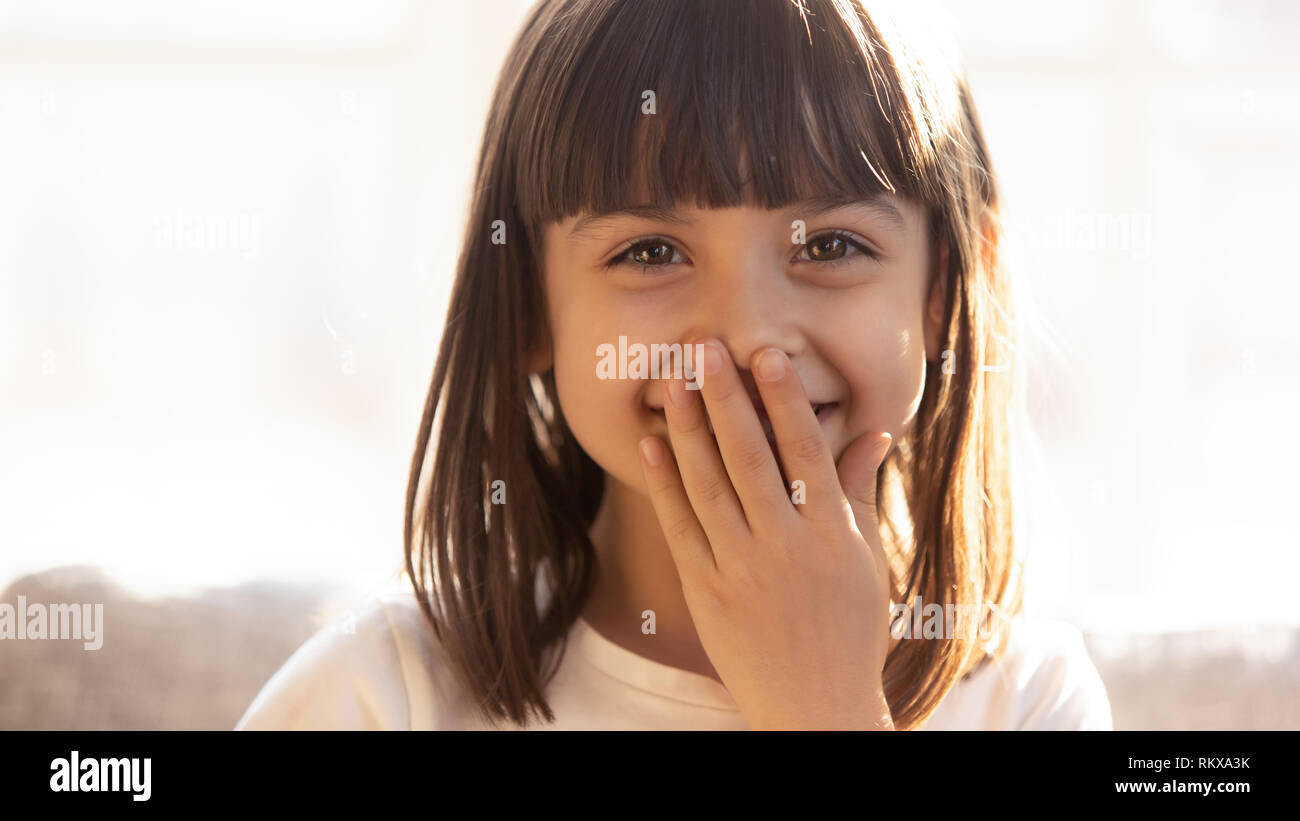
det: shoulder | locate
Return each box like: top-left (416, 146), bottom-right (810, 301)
top-left (921, 617), bottom-right (1114, 730)
top-left (1000, 618), bottom-right (1114, 730)
top-left (235, 582), bottom-right (447, 730)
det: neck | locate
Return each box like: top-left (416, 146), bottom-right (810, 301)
top-left (582, 473), bottom-right (722, 683)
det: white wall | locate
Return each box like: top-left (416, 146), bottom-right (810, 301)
top-left (937, 0), bottom-right (1300, 631)
top-left (2, 0), bottom-right (1295, 632)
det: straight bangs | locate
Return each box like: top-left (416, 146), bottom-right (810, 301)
top-left (510, 0), bottom-right (961, 237)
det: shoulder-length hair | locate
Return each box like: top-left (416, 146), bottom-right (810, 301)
top-left (405, 0), bottom-right (1023, 729)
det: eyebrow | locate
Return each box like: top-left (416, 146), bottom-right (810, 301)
top-left (567, 194), bottom-right (907, 240)
top-left (568, 205), bottom-right (694, 240)
top-left (797, 195), bottom-right (907, 231)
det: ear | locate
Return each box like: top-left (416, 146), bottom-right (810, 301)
top-left (525, 314), bottom-right (554, 374)
top-left (526, 343), bottom-right (553, 375)
top-left (923, 240), bottom-right (950, 361)
top-left (527, 242), bottom-right (556, 375)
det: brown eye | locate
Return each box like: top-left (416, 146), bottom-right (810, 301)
top-left (799, 231), bottom-right (876, 265)
top-left (629, 240), bottom-right (675, 266)
top-left (604, 237), bottom-right (685, 273)
top-left (808, 235), bottom-right (847, 261)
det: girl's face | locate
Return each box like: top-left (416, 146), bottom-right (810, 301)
top-left (536, 196), bottom-right (945, 493)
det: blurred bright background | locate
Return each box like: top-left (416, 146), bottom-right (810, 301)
top-left (1, 0), bottom-right (1297, 648)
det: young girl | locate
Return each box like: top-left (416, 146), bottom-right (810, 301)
top-left (238, 0), bottom-right (1112, 730)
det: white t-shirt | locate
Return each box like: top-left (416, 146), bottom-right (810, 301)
top-left (236, 583), bottom-right (1113, 730)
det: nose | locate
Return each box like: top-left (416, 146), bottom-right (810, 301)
top-left (684, 261), bottom-right (804, 392)
top-left (670, 267), bottom-right (800, 410)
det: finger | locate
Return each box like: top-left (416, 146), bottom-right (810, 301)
top-left (692, 338), bottom-right (794, 532)
top-left (750, 346), bottom-right (843, 521)
top-left (836, 431), bottom-right (892, 550)
top-left (637, 435), bottom-right (717, 573)
top-left (660, 367), bottom-right (752, 551)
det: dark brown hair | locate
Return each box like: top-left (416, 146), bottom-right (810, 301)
top-left (405, 0), bottom-right (1023, 729)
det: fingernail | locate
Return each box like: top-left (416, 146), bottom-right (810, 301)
top-left (756, 348), bottom-right (786, 382)
top-left (639, 436), bottom-right (663, 467)
top-left (701, 341), bottom-right (723, 376)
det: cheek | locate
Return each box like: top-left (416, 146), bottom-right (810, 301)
top-left (548, 301), bottom-right (658, 487)
top-left (825, 312), bottom-right (928, 440)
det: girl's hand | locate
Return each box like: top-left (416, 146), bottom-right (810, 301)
top-left (637, 338), bottom-right (895, 730)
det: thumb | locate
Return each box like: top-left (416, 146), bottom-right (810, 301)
top-left (836, 431), bottom-right (892, 537)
